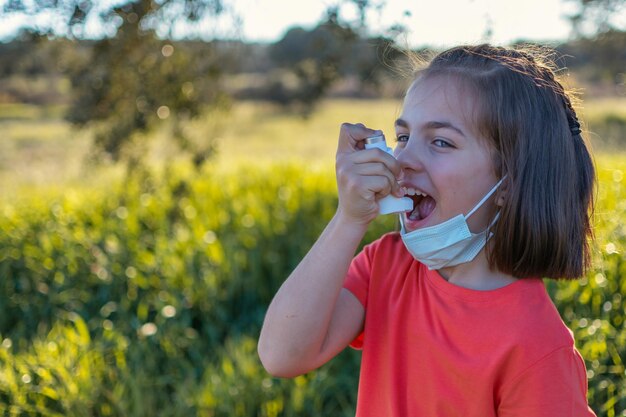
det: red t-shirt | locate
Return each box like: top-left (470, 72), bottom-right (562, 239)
top-left (343, 232), bottom-right (596, 417)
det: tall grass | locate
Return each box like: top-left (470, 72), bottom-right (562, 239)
top-left (0, 162), bottom-right (393, 416)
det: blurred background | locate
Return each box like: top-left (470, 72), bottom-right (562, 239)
top-left (0, 0), bottom-right (624, 415)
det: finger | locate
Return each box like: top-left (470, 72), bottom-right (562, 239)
top-left (362, 176), bottom-right (394, 198)
top-left (349, 148), bottom-right (402, 179)
top-left (337, 123), bottom-right (382, 153)
top-left (351, 162), bottom-right (400, 196)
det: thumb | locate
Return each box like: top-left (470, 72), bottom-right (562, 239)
top-left (337, 123), bottom-right (382, 153)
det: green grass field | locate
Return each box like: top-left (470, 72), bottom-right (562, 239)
top-left (1, 97), bottom-right (625, 196)
top-left (0, 99), bottom-right (625, 416)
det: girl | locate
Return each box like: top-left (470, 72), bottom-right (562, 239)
top-left (258, 44), bottom-right (597, 416)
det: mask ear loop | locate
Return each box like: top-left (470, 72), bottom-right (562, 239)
top-left (465, 176), bottom-right (507, 219)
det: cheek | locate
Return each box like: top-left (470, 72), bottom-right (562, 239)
top-left (433, 164), bottom-right (492, 208)
top-left (431, 163), bottom-right (466, 187)
top-left (430, 166), bottom-right (465, 204)
top-left (452, 154), bottom-right (496, 183)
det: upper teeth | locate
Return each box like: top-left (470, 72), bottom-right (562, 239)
top-left (403, 187), bottom-right (427, 197)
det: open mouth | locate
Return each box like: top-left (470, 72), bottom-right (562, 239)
top-left (403, 188), bottom-right (436, 222)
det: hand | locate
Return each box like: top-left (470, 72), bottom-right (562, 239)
top-left (335, 123), bottom-right (402, 226)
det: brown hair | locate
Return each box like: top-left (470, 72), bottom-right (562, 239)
top-left (412, 44), bottom-right (595, 279)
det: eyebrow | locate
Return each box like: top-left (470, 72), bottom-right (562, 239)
top-left (394, 118), bottom-right (466, 138)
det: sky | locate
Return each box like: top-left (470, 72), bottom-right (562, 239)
top-left (0, 0), bottom-right (624, 47)
top-left (222, 0), bottom-right (580, 47)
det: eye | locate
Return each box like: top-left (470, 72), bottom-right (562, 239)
top-left (395, 134), bottom-right (410, 143)
top-left (433, 138), bottom-right (454, 148)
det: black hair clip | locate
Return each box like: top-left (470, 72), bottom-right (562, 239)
top-left (569, 120), bottom-right (581, 136)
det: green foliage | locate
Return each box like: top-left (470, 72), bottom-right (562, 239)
top-left (0, 162), bottom-right (393, 415)
top-left (545, 154), bottom-right (626, 416)
top-left (0, 156), bottom-right (624, 416)
top-left (0, 315), bottom-right (126, 415)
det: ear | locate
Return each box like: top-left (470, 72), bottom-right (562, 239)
top-left (496, 192), bottom-right (506, 207)
top-left (495, 176), bottom-right (509, 207)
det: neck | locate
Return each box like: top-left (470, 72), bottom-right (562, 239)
top-left (437, 250), bottom-right (517, 291)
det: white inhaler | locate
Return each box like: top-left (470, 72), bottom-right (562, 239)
top-left (364, 134), bottom-right (414, 215)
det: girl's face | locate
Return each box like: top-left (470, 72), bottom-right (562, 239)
top-left (395, 76), bottom-right (500, 233)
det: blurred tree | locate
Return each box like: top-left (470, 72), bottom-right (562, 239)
top-left (567, 0), bottom-right (626, 33)
top-left (0, 31), bottom-right (54, 77)
top-left (268, 2), bottom-right (403, 115)
top-left (3, 0), bottom-right (229, 166)
top-left (268, 21), bottom-right (357, 114)
top-left (557, 30), bottom-right (626, 94)
top-left (0, 30), bottom-right (81, 104)
top-left (564, 0), bottom-right (625, 95)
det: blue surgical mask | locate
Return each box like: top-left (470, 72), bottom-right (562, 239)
top-left (400, 178), bottom-right (505, 270)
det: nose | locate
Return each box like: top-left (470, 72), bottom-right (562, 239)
top-left (394, 137), bottom-right (425, 173)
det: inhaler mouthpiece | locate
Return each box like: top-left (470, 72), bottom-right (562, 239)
top-left (364, 134), bottom-right (414, 215)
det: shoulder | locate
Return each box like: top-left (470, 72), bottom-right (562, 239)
top-left (345, 232), bottom-right (412, 310)
top-left (491, 281), bottom-right (590, 409)
top-left (357, 232), bottom-right (416, 274)
top-left (497, 279), bottom-right (577, 373)
top-left (497, 344), bottom-right (595, 416)
top-left (352, 232), bottom-right (409, 273)
top-left (361, 232), bottom-right (406, 260)
top-left (364, 231), bottom-right (403, 248)
top-left (512, 279), bottom-right (573, 344)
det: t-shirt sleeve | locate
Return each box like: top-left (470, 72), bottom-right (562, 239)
top-left (342, 240), bottom-right (377, 349)
top-left (497, 346), bottom-right (597, 417)
top-left (343, 241), bottom-right (375, 309)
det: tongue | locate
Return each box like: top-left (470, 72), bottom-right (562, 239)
top-left (417, 196), bottom-right (436, 219)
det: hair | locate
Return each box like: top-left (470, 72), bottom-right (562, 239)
top-left (409, 44), bottom-right (595, 280)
